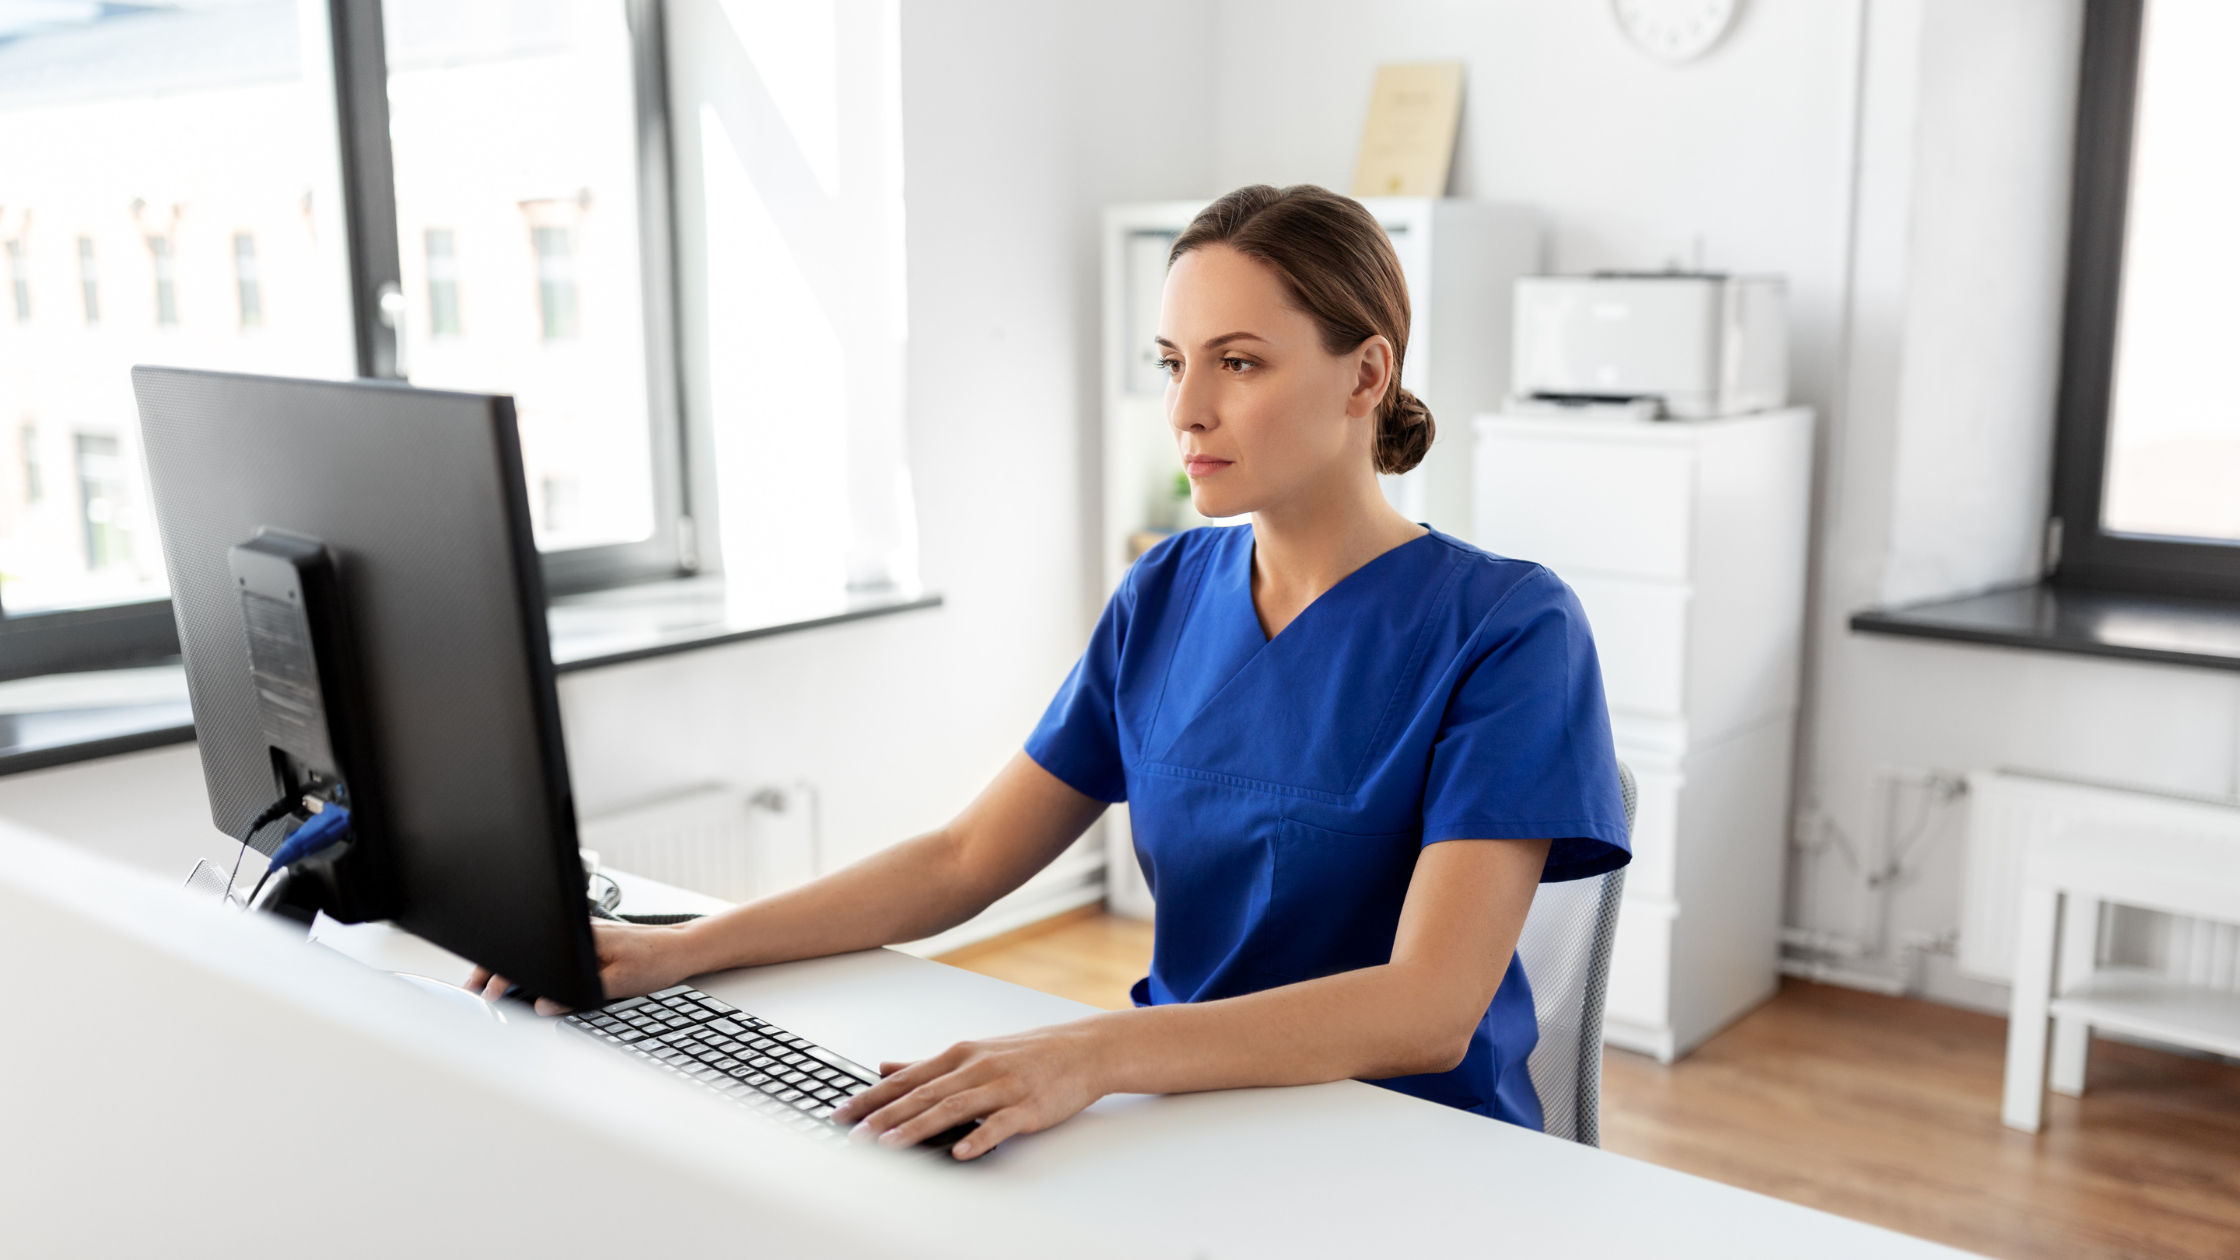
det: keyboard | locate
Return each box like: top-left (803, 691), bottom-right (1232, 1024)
top-left (560, 984), bottom-right (974, 1151)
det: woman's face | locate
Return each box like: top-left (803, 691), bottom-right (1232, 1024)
top-left (1156, 244), bottom-right (1391, 521)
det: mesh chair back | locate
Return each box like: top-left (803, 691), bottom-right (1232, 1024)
top-left (1515, 761), bottom-right (1635, 1145)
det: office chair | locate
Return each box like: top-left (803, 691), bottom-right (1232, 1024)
top-left (1515, 760), bottom-right (1635, 1146)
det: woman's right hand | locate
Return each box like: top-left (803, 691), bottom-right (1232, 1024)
top-left (465, 919), bottom-right (702, 1016)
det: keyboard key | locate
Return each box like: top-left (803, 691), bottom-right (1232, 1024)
top-left (653, 985), bottom-right (694, 998)
top-left (709, 1020), bottom-right (744, 1035)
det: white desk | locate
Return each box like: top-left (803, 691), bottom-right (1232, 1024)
top-left (318, 872), bottom-right (1976, 1259)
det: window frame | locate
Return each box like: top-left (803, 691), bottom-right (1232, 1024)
top-left (0, 0), bottom-right (697, 681)
top-left (2049, 0), bottom-right (2240, 598)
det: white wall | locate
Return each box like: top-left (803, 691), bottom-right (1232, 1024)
top-left (1795, 0), bottom-right (2240, 1010)
top-left (1213, 0), bottom-right (1860, 457)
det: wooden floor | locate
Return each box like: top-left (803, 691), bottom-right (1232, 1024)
top-left (936, 910), bottom-right (2240, 1260)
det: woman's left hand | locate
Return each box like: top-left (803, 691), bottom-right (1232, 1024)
top-left (831, 1019), bottom-right (1115, 1161)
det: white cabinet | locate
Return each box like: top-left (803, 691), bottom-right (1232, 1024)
top-left (1476, 408), bottom-right (1815, 1061)
top-left (1100, 199), bottom-right (1542, 919)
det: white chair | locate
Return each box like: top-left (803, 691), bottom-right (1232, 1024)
top-left (1516, 761), bottom-right (1635, 1145)
top-left (2002, 817), bottom-right (2240, 1132)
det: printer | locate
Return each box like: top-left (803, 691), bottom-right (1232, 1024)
top-left (1510, 274), bottom-right (1787, 419)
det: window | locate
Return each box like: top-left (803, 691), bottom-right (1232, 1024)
top-left (233, 233), bottom-right (263, 328)
top-left (2051, 0), bottom-right (2240, 596)
top-left (5, 240), bottom-right (26, 323)
top-left (74, 434), bottom-right (130, 572)
top-left (0, 0), bottom-right (844, 678)
top-left (382, 0), bottom-right (682, 578)
top-left (0, 1), bottom-right (356, 674)
top-left (146, 235), bottom-right (177, 327)
top-left (424, 228), bottom-right (460, 335)
top-left (18, 424), bottom-right (40, 504)
top-left (529, 225), bottom-right (575, 341)
top-left (75, 236), bottom-right (97, 326)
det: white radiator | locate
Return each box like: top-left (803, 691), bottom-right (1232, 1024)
top-left (577, 783), bottom-right (814, 904)
top-left (575, 784), bottom-right (1106, 955)
top-left (1961, 770), bottom-right (2240, 987)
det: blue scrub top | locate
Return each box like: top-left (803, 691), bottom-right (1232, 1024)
top-left (1025, 525), bottom-right (1629, 1130)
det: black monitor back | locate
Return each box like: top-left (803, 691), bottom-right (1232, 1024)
top-left (134, 367), bottom-right (602, 1009)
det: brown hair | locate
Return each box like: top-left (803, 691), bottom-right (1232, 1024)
top-left (1168, 184), bottom-right (1432, 475)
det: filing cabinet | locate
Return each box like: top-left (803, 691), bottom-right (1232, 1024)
top-left (1475, 407), bottom-right (1814, 1060)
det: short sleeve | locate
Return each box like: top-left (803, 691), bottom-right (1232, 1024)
top-left (1420, 569), bottom-right (1631, 883)
top-left (1024, 573), bottom-right (1133, 803)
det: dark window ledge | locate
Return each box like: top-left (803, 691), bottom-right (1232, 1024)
top-left (0, 704), bottom-right (198, 778)
top-left (0, 581), bottom-right (942, 777)
top-left (1850, 581), bottom-right (2240, 672)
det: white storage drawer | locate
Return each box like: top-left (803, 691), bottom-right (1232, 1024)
top-left (1568, 574), bottom-right (1689, 720)
top-left (1474, 432), bottom-right (1694, 582)
top-left (1477, 407), bottom-right (1813, 1065)
top-left (1604, 898), bottom-right (1674, 1035)
top-left (1620, 763), bottom-right (1682, 901)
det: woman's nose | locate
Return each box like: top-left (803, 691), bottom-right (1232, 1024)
top-left (1169, 366), bottom-right (1216, 433)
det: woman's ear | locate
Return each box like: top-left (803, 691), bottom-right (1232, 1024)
top-left (1348, 336), bottom-right (1396, 419)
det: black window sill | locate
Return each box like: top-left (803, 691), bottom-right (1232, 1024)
top-left (0, 581), bottom-right (942, 777)
top-left (1850, 581), bottom-right (2240, 672)
top-left (0, 704), bottom-right (199, 778)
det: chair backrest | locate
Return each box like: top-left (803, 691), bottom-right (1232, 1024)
top-left (1514, 761), bottom-right (1635, 1145)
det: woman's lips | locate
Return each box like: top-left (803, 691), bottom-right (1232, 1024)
top-left (1183, 456), bottom-right (1233, 477)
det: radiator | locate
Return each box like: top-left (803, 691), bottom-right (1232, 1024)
top-left (576, 783), bottom-right (814, 904)
top-left (1961, 770), bottom-right (2240, 987)
top-left (576, 783), bottom-right (1106, 954)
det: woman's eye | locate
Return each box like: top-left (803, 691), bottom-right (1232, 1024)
top-left (1221, 356), bottom-right (1253, 373)
top-left (1155, 357), bottom-right (1180, 377)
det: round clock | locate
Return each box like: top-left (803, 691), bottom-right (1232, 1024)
top-left (1611, 0), bottom-right (1739, 64)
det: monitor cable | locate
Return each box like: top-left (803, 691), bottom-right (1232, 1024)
top-left (221, 791), bottom-right (302, 909)
top-left (243, 802), bottom-right (353, 911)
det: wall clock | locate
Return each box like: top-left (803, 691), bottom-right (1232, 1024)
top-left (1611, 0), bottom-right (1739, 64)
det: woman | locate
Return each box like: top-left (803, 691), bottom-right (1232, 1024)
top-left (477, 184), bottom-right (1628, 1160)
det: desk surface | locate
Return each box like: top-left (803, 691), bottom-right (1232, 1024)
top-left (315, 873), bottom-right (1975, 1260)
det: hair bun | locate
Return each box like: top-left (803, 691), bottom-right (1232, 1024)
top-left (1375, 388), bottom-right (1434, 475)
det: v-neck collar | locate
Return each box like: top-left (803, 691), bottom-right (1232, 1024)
top-left (1247, 525), bottom-right (1440, 644)
top-left (1138, 527), bottom-right (1453, 775)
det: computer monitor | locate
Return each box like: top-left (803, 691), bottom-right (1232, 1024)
top-left (134, 366), bottom-right (604, 1009)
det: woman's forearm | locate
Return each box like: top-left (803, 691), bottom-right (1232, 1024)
top-left (662, 752), bottom-right (1112, 980)
top-left (667, 827), bottom-right (995, 975)
top-left (1080, 961), bottom-right (1487, 1097)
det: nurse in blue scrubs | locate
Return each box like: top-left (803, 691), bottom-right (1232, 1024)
top-left (479, 184), bottom-right (1628, 1159)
